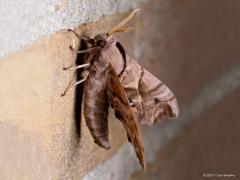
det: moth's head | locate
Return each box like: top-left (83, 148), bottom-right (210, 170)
top-left (93, 33), bottom-right (109, 48)
top-left (84, 9), bottom-right (139, 48)
top-left (82, 33), bottom-right (109, 48)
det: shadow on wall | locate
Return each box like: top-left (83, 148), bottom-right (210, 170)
top-left (73, 39), bottom-right (87, 138)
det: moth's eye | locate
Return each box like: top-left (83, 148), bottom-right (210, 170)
top-left (85, 39), bottom-right (95, 48)
top-left (98, 40), bottom-right (106, 47)
top-left (88, 39), bottom-right (95, 45)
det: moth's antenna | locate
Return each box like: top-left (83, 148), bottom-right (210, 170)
top-left (111, 27), bottom-right (133, 33)
top-left (108, 8), bottom-right (140, 36)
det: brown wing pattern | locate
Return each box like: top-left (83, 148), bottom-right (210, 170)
top-left (138, 66), bottom-right (179, 125)
top-left (117, 54), bottom-right (179, 125)
top-left (106, 63), bottom-right (146, 169)
top-left (83, 52), bottom-right (110, 150)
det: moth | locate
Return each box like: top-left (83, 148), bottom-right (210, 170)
top-left (62, 9), bottom-right (179, 170)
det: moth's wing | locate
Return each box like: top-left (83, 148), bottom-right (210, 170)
top-left (106, 63), bottom-right (146, 169)
top-left (83, 51), bottom-right (110, 149)
top-left (118, 55), bottom-right (179, 126)
top-left (139, 67), bottom-right (179, 125)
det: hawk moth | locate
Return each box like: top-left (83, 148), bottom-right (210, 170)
top-left (62, 9), bottom-right (179, 170)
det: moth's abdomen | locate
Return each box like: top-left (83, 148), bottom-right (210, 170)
top-left (84, 72), bottom-right (110, 149)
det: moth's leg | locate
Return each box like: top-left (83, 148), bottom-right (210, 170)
top-left (67, 29), bottom-right (99, 53)
top-left (63, 63), bottom-right (90, 71)
top-left (61, 70), bottom-right (89, 96)
top-left (69, 45), bottom-right (100, 54)
top-left (73, 70), bottom-right (89, 86)
top-left (74, 75), bottom-right (88, 86)
top-left (68, 29), bottom-right (101, 54)
top-left (67, 29), bottom-right (82, 40)
top-left (61, 71), bottom-right (76, 96)
top-left (61, 76), bottom-right (88, 96)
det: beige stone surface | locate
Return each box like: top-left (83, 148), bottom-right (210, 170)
top-left (0, 13), bottom-right (137, 179)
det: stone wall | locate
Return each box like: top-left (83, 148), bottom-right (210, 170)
top-left (0, 0), bottom-right (240, 179)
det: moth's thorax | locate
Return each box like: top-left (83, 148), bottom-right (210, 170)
top-left (83, 34), bottom-right (125, 76)
top-left (101, 36), bottom-right (126, 75)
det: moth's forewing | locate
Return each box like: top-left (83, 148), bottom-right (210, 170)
top-left (106, 63), bottom-right (146, 169)
top-left (83, 46), bottom-right (111, 150)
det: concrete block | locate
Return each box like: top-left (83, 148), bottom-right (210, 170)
top-left (0, 0), bottom-right (144, 58)
top-left (0, 14), bottom-right (137, 179)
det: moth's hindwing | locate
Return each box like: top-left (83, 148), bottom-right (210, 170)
top-left (117, 55), bottom-right (179, 125)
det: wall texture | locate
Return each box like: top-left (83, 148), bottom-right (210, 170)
top-left (0, 0), bottom-right (240, 179)
top-left (0, 0), bottom-right (144, 58)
